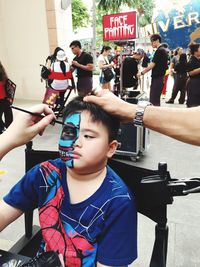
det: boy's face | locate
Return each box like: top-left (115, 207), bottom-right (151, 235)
top-left (59, 111), bottom-right (118, 173)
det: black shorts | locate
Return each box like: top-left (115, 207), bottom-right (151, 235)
top-left (77, 76), bottom-right (93, 96)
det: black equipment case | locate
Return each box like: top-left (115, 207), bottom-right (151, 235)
top-left (115, 91), bottom-right (150, 161)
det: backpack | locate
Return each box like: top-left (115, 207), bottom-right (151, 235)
top-left (40, 64), bottom-right (51, 80)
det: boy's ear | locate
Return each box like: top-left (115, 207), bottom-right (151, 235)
top-left (107, 140), bottom-right (118, 158)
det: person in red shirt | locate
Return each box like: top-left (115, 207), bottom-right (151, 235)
top-left (0, 62), bottom-right (13, 134)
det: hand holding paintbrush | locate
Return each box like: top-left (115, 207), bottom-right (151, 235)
top-left (11, 105), bottom-right (63, 125)
top-left (0, 104), bottom-right (58, 160)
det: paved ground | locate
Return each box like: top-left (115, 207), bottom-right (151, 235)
top-left (0, 75), bottom-right (200, 266)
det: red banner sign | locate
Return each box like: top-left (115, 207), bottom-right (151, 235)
top-left (103, 11), bottom-right (137, 41)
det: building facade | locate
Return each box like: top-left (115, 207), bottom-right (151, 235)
top-left (0, 0), bottom-right (73, 100)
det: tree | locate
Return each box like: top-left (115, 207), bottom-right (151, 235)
top-left (133, 0), bottom-right (155, 27)
top-left (98, 0), bottom-right (155, 27)
top-left (98, 0), bottom-right (136, 12)
top-left (71, 0), bottom-right (90, 31)
top-left (95, 0), bottom-right (154, 50)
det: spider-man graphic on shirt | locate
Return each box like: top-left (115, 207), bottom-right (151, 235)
top-left (38, 162), bottom-right (95, 267)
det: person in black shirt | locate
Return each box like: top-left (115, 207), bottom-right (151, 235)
top-left (70, 40), bottom-right (93, 96)
top-left (122, 48), bottom-right (144, 89)
top-left (186, 42), bottom-right (200, 107)
top-left (137, 34), bottom-right (168, 106)
top-left (166, 53), bottom-right (188, 104)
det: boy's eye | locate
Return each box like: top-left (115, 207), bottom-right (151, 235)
top-left (84, 134), bottom-right (94, 139)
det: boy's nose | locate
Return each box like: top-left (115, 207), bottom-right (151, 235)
top-left (73, 136), bottom-right (82, 147)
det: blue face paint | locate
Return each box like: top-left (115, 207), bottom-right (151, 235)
top-left (58, 112), bottom-right (80, 168)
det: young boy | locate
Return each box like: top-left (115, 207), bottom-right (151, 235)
top-left (0, 97), bottom-right (137, 266)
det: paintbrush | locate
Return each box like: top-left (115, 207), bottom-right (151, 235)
top-left (11, 106), bottom-right (63, 125)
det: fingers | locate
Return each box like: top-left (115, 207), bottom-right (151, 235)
top-left (27, 104), bottom-right (56, 128)
top-left (83, 94), bottom-right (103, 105)
top-left (91, 87), bottom-right (103, 96)
top-left (29, 104), bottom-right (55, 118)
top-left (14, 104), bottom-right (55, 138)
top-left (32, 113), bottom-right (55, 135)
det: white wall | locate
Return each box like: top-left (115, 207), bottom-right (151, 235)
top-left (54, 0), bottom-right (73, 61)
top-left (0, 0), bottom-right (49, 100)
top-left (0, 0), bottom-right (73, 101)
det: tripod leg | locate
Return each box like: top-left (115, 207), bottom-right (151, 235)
top-left (56, 89), bottom-right (72, 118)
top-left (149, 223), bottom-right (168, 267)
top-left (24, 211), bottom-right (34, 238)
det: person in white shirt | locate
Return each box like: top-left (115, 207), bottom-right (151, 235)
top-left (50, 50), bottom-right (71, 91)
top-left (47, 50), bottom-right (74, 109)
top-left (98, 46), bottom-right (114, 91)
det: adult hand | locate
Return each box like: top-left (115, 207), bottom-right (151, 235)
top-left (84, 90), bottom-right (135, 123)
top-left (72, 60), bottom-right (79, 67)
top-left (1, 104), bottom-right (55, 156)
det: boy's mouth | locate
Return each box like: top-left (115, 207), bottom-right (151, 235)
top-left (59, 146), bottom-right (80, 161)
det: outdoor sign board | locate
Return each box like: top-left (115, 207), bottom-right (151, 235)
top-left (103, 11), bottom-right (137, 41)
top-left (142, 0), bottom-right (200, 49)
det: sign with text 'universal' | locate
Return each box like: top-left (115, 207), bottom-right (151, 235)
top-left (103, 11), bottom-right (137, 41)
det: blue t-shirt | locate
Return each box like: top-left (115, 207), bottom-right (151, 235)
top-left (4, 159), bottom-right (137, 266)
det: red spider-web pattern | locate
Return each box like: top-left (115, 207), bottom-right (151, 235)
top-left (39, 163), bottom-right (94, 266)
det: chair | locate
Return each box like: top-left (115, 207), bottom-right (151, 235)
top-left (9, 141), bottom-right (200, 267)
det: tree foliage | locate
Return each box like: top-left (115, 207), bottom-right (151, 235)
top-left (71, 0), bottom-right (155, 52)
top-left (98, 0), bottom-right (136, 12)
top-left (95, 0), bottom-right (155, 49)
top-left (71, 0), bottom-right (90, 31)
top-left (133, 0), bottom-right (155, 26)
top-left (98, 0), bottom-right (155, 26)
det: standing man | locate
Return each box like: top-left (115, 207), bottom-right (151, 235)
top-left (70, 40), bottom-right (94, 96)
top-left (138, 34), bottom-right (168, 106)
top-left (122, 48), bottom-right (144, 89)
top-left (166, 47), bottom-right (183, 104)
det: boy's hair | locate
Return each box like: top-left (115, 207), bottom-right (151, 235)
top-left (63, 96), bottom-right (120, 142)
top-left (70, 40), bottom-right (81, 49)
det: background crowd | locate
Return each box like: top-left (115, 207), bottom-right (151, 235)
top-left (1, 35), bottom-right (200, 138)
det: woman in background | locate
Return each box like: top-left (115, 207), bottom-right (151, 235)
top-left (47, 50), bottom-right (74, 109)
top-left (46, 46), bottom-right (64, 68)
top-left (0, 61), bottom-right (13, 134)
top-left (44, 47), bottom-right (66, 110)
top-left (98, 46), bottom-right (114, 90)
